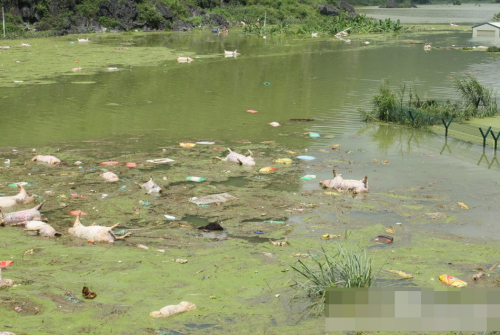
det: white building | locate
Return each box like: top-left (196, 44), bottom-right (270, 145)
top-left (472, 22), bottom-right (500, 37)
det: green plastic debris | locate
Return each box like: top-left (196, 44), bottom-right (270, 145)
top-left (198, 204), bottom-right (210, 208)
top-left (300, 175), bottom-right (316, 180)
top-left (186, 176), bottom-right (206, 182)
top-left (119, 185), bottom-right (127, 191)
top-left (263, 82), bottom-right (271, 86)
top-left (264, 220), bottom-right (285, 224)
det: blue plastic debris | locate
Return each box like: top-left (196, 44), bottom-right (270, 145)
top-left (296, 155), bottom-right (316, 161)
top-left (309, 132), bottom-right (320, 138)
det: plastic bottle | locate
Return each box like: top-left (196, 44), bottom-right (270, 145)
top-left (186, 176), bottom-right (206, 182)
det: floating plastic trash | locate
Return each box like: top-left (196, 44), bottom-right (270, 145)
top-left (141, 201), bottom-right (151, 206)
top-left (186, 176), bottom-right (206, 182)
top-left (69, 211), bottom-right (87, 216)
top-left (263, 82), bottom-right (271, 86)
top-left (259, 167), bottom-right (276, 173)
top-left (164, 215), bottom-right (176, 220)
top-left (300, 175), bottom-right (317, 180)
top-left (196, 141), bottom-right (215, 145)
top-left (100, 161), bottom-right (121, 165)
top-left (264, 220), bottom-right (285, 224)
top-left (119, 185), bottom-right (127, 191)
top-left (254, 230), bottom-right (264, 234)
top-left (0, 261), bottom-right (14, 267)
top-left (296, 155), bottom-right (316, 161)
top-left (179, 142), bottom-right (196, 148)
top-left (190, 193), bottom-right (237, 205)
top-left (309, 132), bottom-right (320, 138)
top-left (274, 158), bottom-right (292, 165)
top-left (8, 182), bottom-right (28, 187)
top-left (125, 162), bottom-right (136, 168)
top-left (146, 158), bottom-right (175, 164)
top-left (439, 274), bottom-right (468, 287)
top-left (198, 204), bottom-right (210, 208)
top-left (246, 110), bottom-right (259, 113)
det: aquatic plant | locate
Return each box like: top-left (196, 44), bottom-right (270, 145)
top-left (493, 13), bottom-right (500, 21)
top-left (451, 74), bottom-right (499, 118)
top-left (362, 76), bottom-right (499, 127)
top-left (487, 46), bottom-right (500, 53)
top-left (292, 245), bottom-right (374, 313)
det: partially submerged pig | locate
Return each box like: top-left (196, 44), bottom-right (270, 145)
top-left (216, 148), bottom-right (255, 167)
top-left (0, 200), bottom-right (45, 226)
top-left (319, 169), bottom-right (369, 193)
top-left (18, 221), bottom-right (61, 237)
top-left (136, 177), bottom-right (162, 194)
top-left (68, 212), bottom-right (131, 242)
top-left (31, 155), bottom-right (61, 165)
top-left (100, 171), bottom-right (119, 182)
top-left (0, 185), bottom-right (35, 208)
top-left (0, 268), bottom-right (13, 289)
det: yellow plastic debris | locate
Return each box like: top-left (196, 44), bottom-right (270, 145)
top-left (385, 226), bottom-right (395, 234)
top-left (327, 144), bottom-right (342, 147)
top-left (387, 270), bottom-right (413, 279)
top-left (457, 202), bottom-right (470, 210)
top-left (382, 160), bottom-right (390, 165)
top-left (372, 158), bottom-right (379, 163)
top-left (274, 158), bottom-right (293, 165)
top-left (321, 234), bottom-right (342, 240)
top-left (439, 274), bottom-right (468, 287)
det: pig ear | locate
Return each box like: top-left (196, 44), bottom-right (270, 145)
top-left (247, 150), bottom-right (253, 157)
top-left (237, 159), bottom-right (243, 165)
top-left (333, 169), bottom-right (338, 177)
top-left (363, 176), bottom-right (368, 185)
top-left (227, 148), bottom-right (233, 153)
top-left (54, 232), bottom-right (62, 237)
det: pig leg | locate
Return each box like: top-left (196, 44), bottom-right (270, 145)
top-left (115, 232), bottom-right (132, 239)
top-left (24, 227), bottom-right (41, 234)
top-left (247, 150), bottom-right (253, 157)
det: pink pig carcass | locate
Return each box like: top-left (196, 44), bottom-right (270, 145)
top-left (217, 148), bottom-right (255, 167)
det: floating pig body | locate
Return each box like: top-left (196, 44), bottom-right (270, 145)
top-left (0, 185), bottom-right (34, 208)
top-left (31, 155), bottom-right (61, 165)
top-left (0, 200), bottom-right (45, 226)
top-left (23, 221), bottom-right (61, 237)
top-left (136, 177), bottom-right (162, 194)
top-left (217, 148), bottom-right (255, 167)
top-left (68, 212), bottom-right (131, 242)
top-left (319, 169), bottom-right (368, 193)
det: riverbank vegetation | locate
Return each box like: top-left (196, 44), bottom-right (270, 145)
top-left (360, 74), bottom-right (499, 127)
top-left (292, 245), bottom-right (374, 313)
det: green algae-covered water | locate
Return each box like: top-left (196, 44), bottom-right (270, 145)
top-left (1, 11), bottom-right (500, 335)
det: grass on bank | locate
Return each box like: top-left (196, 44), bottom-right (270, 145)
top-left (360, 74), bottom-right (500, 127)
top-left (292, 245), bottom-right (375, 314)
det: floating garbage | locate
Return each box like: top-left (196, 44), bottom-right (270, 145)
top-left (119, 185), bottom-right (127, 191)
top-left (99, 161), bottom-right (121, 165)
top-left (374, 235), bottom-right (393, 244)
top-left (173, 259), bottom-right (188, 264)
top-left (264, 220), bottom-right (285, 224)
top-left (8, 182), bottom-right (28, 187)
top-left (259, 167), bottom-right (276, 173)
top-left (246, 110), bottom-right (259, 113)
top-left (164, 215), bottom-right (176, 220)
top-left (268, 122), bottom-right (280, 127)
top-left (439, 274), bottom-right (468, 287)
top-left (82, 286), bottom-right (97, 299)
top-left (146, 158), bottom-right (175, 164)
top-left (320, 234), bottom-right (342, 239)
top-left (100, 172), bottom-right (119, 182)
top-left (263, 82), bottom-right (271, 86)
top-left (190, 193), bottom-right (237, 205)
top-left (179, 142), bottom-right (196, 148)
top-left (137, 244), bottom-right (149, 250)
top-left (457, 202), bottom-right (470, 210)
top-left (274, 158), bottom-right (292, 164)
top-left (69, 211), bottom-right (87, 216)
top-left (125, 162), bottom-right (136, 168)
top-left (387, 270), bottom-right (413, 279)
top-left (196, 141), bottom-right (215, 145)
top-left (254, 230), bottom-right (264, 234)
top-left (186, 176), bottom-right (206, 182)
top-left (296, 155), bottom-right (316, 161)
top-left (300, 175), bottom-right (316, 180)
top-left (309, 132), bottom-right (320, 138)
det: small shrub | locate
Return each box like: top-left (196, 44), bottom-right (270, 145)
top-left (493, 12), bottom-right (500, 21)
top-left (98, 16), bottom-right (122, 28)
top-left (487, 46), bottom-right (500, 52)
top-left (451, 74), bottom-right (498, 118)
top-left (292, 245), bottom-right (374, 313)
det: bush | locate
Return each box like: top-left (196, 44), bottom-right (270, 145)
top-left (292, 245), bottom-right (374, 313)
top-left (98, 16), bottom-right (123, 28)
top-left (493, 13), bottom-right (500, 21)
top-left (451, 74), bottom-right (498, 118)
top-left (487, 46), bottom-right (500, 52)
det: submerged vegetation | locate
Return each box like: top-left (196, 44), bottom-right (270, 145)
top-left (361, 74), bottom-right (500, 127)
top-left (292, 245), bottom-right (374, 313)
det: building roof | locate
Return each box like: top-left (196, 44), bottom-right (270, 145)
top-left (472, 22), bottom-right (500, 29)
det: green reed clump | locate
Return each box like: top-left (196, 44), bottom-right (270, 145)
top-left (451, 74), bottom-right (499, 118)
top-left (292, 245), bottom-right (374, 313)
top-left (487, 46), bottom-right (500, 52)
top-left (361, 75), bottom-right (499, 127)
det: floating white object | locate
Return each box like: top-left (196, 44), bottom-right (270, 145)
top-left (196, 141), bottom-right (215, 144)
top-left (146, 158), bottom-right (175, 164)
top-left (164, 215), bottom-right (176, 220)
top-left (268, 122), bottom-right (280, 127)
top-left (296, 155), bottom-right (316, 161)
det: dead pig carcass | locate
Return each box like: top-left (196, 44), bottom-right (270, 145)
top-left (136, 177), bottom-right (162, 194)
top-left (319, 169), bottom-right (369, 193)
top-left (17, 221), bottom-right (61, 237)
top-left (216, 148), bottom-right (255, 166)
top-left (31, 155), bottom-right (61, 165)
top-left (0, 185), bottom-right (35, 208)
top-left (0, 200), bottom-right (45, 226)
top-left (68, 212), bottom-right (131, 242)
